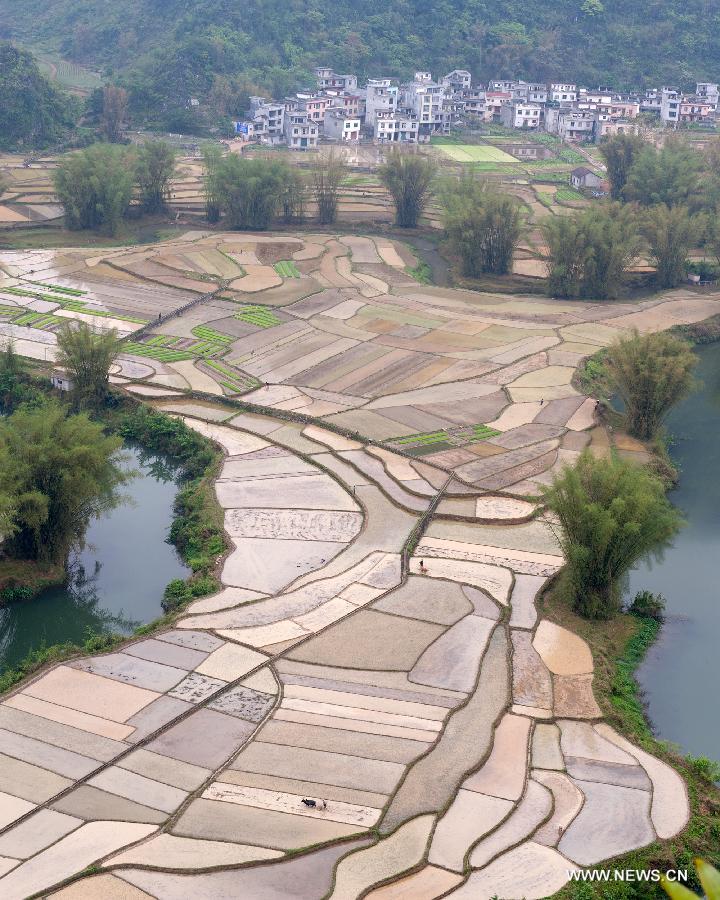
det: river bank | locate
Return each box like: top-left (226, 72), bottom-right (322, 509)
top-left (0, 443), bottom-right (188, 671)
top-left (0, 398), bottom-right (227, 689)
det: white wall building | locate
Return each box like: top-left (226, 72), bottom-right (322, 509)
top-left (315, 67), bottom-right (358, 92)
top-left (501, 100), bottom-right (542, 129)
top-left (402, 78), bottom-right (448, 136)
top-left (442, 69), bottom-right (472, 92)
top-left (324, 108), bottom-right (361, 141)
top-left (283, 110), bottom-right (318, 149)
top-left (545, 107), bottom-right (595, 141)
top-left (365, 79), bottom-right (398, 125)
top-left (550, 82), bottom-right (578, 103)
top-left (374, 110), bottom-right (419, 143)
top-left (249, 97), bottom-right (285, 144)
top-left (660, 87), bottom-right (680, 123)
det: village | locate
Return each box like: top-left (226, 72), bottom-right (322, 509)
top-left (233, 66), bottom-right (720, 150)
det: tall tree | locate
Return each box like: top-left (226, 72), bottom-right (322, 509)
top-left (543, 204), bottom-right (640, 299)
top-left (201, 143), bottom-right (224, 223)
top-left (136, 140), bottom-right (176, 213)
top-left (599, 132), bottom-right (646, 201)
top-left (55, 321), bottom-right (120, 409)
top-left (212, 155), bottom-right (291, 229)
top-left (443, 177), bottom-right (523, 276)
top-left (379, 151), bottom-right (435, 228)
top-left (624, 139), bottom-right (703, 208)
top-left (312, 150), bottom-right (347, 225)
top-left (53, 144), bottom-right (135, 234)
top-left (0, 400), bottom-right (128, 564)
top-left (543, 451), bottom-right (682, 619)
top-left (604, 329), bottom-right (697, 440)
top-left (642, 204), bottom-right (703, 289)
top-left (102, 85), bottom-right (129, 143)
top-left (279, 168), bottom-right (306, 223)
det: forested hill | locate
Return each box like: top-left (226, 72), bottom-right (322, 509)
top-left (1, 0), bottom-right (718, 103)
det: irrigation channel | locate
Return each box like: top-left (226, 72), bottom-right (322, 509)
top-left (0, 444), bottom-right (189, 671)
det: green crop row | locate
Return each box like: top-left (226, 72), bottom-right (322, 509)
top-left (27, 282), bottom-right (85, 296)
top-left (191, 325), bottom-right (233, 344)
top-left (233, 305), bottom-right (282, 328)
top-left (121, 342), bottom-right (195, 362)
top-left (274, 260), bottom-right (301, 278)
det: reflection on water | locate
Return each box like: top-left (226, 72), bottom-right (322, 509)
top-left (0, 444), bottom-right (189, 671)
top-left (628, 342), bottom-right (720, 761)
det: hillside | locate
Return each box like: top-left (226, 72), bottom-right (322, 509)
top-left (1, 0), bottom-right (719, 108)
top-left (0, 43), bottom-right (78, 149)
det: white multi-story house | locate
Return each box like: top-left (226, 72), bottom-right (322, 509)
top-left (324, 108), bottom-right (361, 141)
top-left (283, 110), bottom-right (318, 149)
top-left (485, 91), bottom-right (512, 122)
top-left (315, 67), bottom-right (358, 92)
top-left (365, 79), bottom-right (398, 125)
top-left (526, 83), bottom-right (549, 103)
top-left (660, 87), bottom-right (681, 123)
top-left (639, 88), bottom-right (662, 115)
top-left (545, 107), bottom-right (594, 141)
top-left (442, 69), bottom-right (472, 93)
top-left (402, 78), bottom-right (449, 137)
top-left (294, 93), bottom-right (334, 126)
top-left (374, 110), bottom-right (419, 143)
top-left (501, 100), bottom-right (542, 129)
top-left (488, 79), bottom-right (516, 92)
top-left (695, 82), bottom-right (719, 109)
top-left (248, 97), bottom-right (285, 144)
top-left (550, 82), bottom-right (578, 103)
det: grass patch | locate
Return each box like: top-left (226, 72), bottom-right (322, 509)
top-left (0, 558), bottom-right (64, 601)
top-left (274, 260), bottom-right (301, 278)
top-left (389, 423), bottom-right (501, 453)
top-left (556, 187), bottom-right (585, 202)
top-left (0, 633), bottom-right (124, 695)
top-left (406, 258), bottom-right (432, 284)
top-left (203, 359), bottom-right (260, 393)
top-left (27, 281), bottom-right (85, 296)
top-left (191, 325), bottom-right (233, 345)
top-left (536, 191), bottom-right (556, 208)
top-left (436, 143), bottom-right (520, 163)
top-left (233, 305), bottom-right (282, 328)
top-left (121, 341), bottom-right (194, 362)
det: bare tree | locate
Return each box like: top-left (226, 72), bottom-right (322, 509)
top-left (102, 85), bottom-right (128, 143)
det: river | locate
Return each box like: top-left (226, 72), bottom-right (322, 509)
top-left (628, 341), bottom-right (720, 762)
top-left (0, 444), bottom-right (189, 671)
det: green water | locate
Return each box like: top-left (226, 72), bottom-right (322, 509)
top-left (0, 444), bottom-right (189, 671)
top-left (628, 341), bottom-right (720, 762)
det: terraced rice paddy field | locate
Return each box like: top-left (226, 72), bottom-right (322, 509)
top-left (0, 227), bottom-right (714, 899)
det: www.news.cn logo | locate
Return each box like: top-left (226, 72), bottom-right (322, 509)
top-left (568, 869), bottom-right (689, 883)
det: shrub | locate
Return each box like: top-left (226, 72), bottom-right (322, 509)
top-left (162, 578), bottom-right (192, 613)
top-left (605, 329), bottom-right (697, 440)
top-left (628, 589), bottom-right (666, 621)
top-left (543, 451), bottom-right (683, 618)
top-left (443, 177), bottom-right (523, 276)
top-left (378, 151), bottom-right (436, 228)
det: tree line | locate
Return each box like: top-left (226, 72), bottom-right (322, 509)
top-left (53, 140), bottom-right (177, 235)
